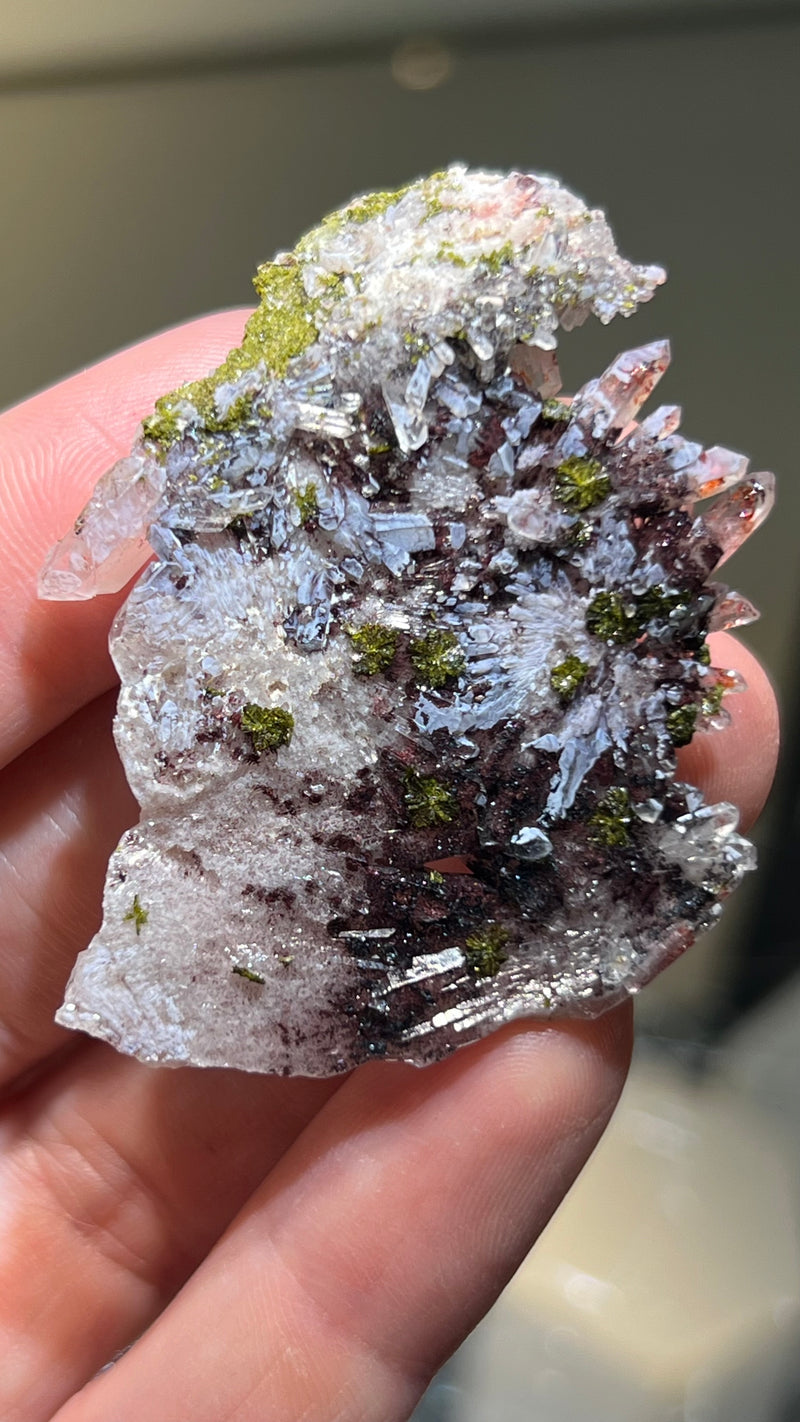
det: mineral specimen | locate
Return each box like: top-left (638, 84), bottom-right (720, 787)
top-left (39, 166), bottom-right (773, 1075)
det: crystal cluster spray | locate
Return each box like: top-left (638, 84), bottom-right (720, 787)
top-left (40, 167), bottom-right (772, 1074)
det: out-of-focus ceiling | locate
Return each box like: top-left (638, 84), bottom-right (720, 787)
top-left (0, 0), bottom-right (796, 81)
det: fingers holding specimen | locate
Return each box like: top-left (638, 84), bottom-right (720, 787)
top-left (0, 1043), bottom-right (337, 1422)
top-left (0, 692), bottom-right (137, 1091)
top-left (51, 1008), bottom-right (631, 1422)
top-left (677, 632), bottom-right (779, 832)
top-left (0, 310), bottom-right (249, 770)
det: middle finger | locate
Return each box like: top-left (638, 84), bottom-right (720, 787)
top-left (0, 691), bottom-right (136, 1091)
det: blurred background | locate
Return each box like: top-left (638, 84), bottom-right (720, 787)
top-left (2, 1), bottom-right (799, 1417)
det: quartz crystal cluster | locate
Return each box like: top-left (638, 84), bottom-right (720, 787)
top-left (40, 166), bottom-right (773, 1075)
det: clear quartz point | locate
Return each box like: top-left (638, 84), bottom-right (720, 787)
top-left (572, 339), bottom-right (671, 438)
top-left (633, 798), bottom-right (664, 824)
top-left (709, 591), bottom-right (761, 631)
top-left (509, 344), bottom-right (562, 397)
top-left (701, 472), bottom-right (775, 565)
top-left (658, 801), bottom-right (756, 892)
top-left (712, 667), bottom-right (747, 695)
top-left (685, 444), bottom-right (750, 498)
top-left (38, 454), bottom-right (164, 600)
top-left (629, 404), bottom-right (682, 444)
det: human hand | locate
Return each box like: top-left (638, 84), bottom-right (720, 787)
top-left (0, 313), bottom-right (779, 1422)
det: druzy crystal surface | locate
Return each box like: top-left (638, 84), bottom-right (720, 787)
top-left (40, 166), bottom-right (773, 1075)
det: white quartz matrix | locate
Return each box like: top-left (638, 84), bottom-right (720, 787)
top-left (40, 166), bottom-right (773, 1075)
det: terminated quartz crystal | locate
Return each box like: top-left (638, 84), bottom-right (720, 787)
top-left (40, 166), bottom-right (773, 1075)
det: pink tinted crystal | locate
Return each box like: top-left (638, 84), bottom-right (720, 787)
top-left (709, 591), bottom-right (761, 631)
top-left (701, 472), bottom-right (776, 565)
top-left (572, 339), bottom-right (671, 438)
top-left (686, 445), bottom-right (750, 499)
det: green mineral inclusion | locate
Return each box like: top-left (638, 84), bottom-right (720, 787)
top-left (123, 893), bottom-right (148, 935)
top-left (403, 331), bottom-right (432, 364)
top-left (141, 173), bottom-right (457, 453)
top-left (409, 630), bottom-right (465, 689)
top-left (294, 481), bottom-right (319, 524)
top-left (540, 399), bottom-right (571, 423)
top-left (232, 964), bottom-right (266, 984)
top-left (346, 623), bottom-right (400, 676)
top-left (590, 787), bottom-right (633, 848)
top-left (142, 262), bottom-right (320, 449)
top-left (702, 683), bottom-right (725, 718)
top-left (585, 591), bottom-right (639, 645)
top-left (550, 654), bottom-right (590, 703)
top-left (404, 769), bottom-right (457, 828)
top-left (464, 924), bottom-right (510, 978)
top-left (586, 585), bottom-right (690, 646)
top-left (241, 703), bottom-right (294, 752)
top-left (436, 242), bottom-right (469, 267)
top-left (553, 456), bottom-right (610, 512)
top-left (480, 241), bottom-right (515, 276)
top-left (666, 703), bottom-right (698, 747)
top-left (337, 187), bottom-right (410, 225)
top-left (636, 585), bottom-right (689, 625)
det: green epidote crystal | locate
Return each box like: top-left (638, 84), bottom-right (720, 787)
top-left (590, 788), bottom-right (633, 848)
top-left (666, 704), bottom-right (698, 747)
top-left (464, 924), bottom-right (510, 978)
top-left (294, 481), bottom-right (319, 524)
top-left (585, 591), bottom-right (639, 645)
top-left (585, 584), bottom-right (690, 646)
top-left (140, 176), bottom-right (471, 452)
top-left (540, 398), bottom-right (571, 423)
top-left (404, 770), bottom-right (457, 828)
top-left (553, 456), bottom-right (610, 511)
top-left (248, 262), bottom-right (319, 375)
top-left (123, 894), bottom-right (148, 935)
top-left (232, 964), bottom-right (266, 984)
top-left (142, 262), bottom-right (322, 450)
top-left (636, 585), bottom-right (689, 627)
top-left (481, 241), bottom-right (515, 275)
top-left (346, 623), bottom-right (400, 676)
top-left (550, 654), bottom-right (590, 702)
top-left (701, 683), bottom-right (725, 718)
top-left (403, 331), bottom-right (432, 364)
top-left (409, 630), bottom-right (465, 689)
top-left (436, 242), bottom-right (469, 267)
top-left (300, 171), bottom-right (450, 248)
top-left (241, 704), bottom-right (294, 752)
top-left (340, 185), bottom-right (413, 225)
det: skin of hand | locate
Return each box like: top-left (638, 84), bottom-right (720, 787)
top-left (0, 312), bottom-right (779, 1422)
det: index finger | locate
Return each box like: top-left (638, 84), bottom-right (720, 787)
top-left (0, 309), bottom-right (249, 771)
